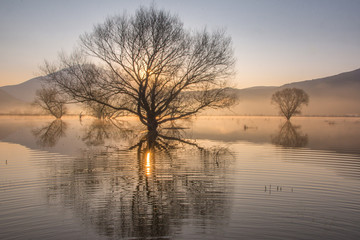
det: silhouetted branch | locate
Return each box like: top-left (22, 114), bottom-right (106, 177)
top-left (33, 87), bottom-right (67, 118)
top-left (271, 88), bottom-right (309, 120)
top-left (43, 6), bottom-right (235, 131)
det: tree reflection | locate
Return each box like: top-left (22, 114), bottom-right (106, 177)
top-left (81, 119), bottom-right (135, 147)
top-left (271, 121), bottom-right (308, 148)
top-left (32, 119), bottom-right (67, 147)
top-left (45, 125), bottom-right (232, 239)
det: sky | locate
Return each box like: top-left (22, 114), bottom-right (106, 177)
top-left (0, 0), bottom-right (359, 88)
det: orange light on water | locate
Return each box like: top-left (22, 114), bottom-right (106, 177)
top-left (146, 152), bottom-right (151, 175)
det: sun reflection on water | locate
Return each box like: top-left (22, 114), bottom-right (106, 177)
top-left (146, 151), bottom-right (151, 175)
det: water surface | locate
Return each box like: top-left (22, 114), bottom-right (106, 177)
top-left (1, 116), bottom-right (360, 239)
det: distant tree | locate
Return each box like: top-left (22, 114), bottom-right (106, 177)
top-left (33, 87), bottom-right (67, 118)
top-left (271, 88), bottom-right (309, 120)
top-left (43, 6), bottom-right (235, 131)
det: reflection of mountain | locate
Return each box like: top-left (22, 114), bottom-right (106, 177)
top-left (2, 68), bottom-right (360, 116)
top-left (2, 116), bottom-right (360, 156)
top-left (0, 117), bottom-right (143, 156)
top-left (188, 116), bottom-right (360, 154)
top-left (271, 121), bottom-right (308, 148)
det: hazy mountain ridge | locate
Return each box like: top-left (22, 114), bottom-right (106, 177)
top-left (0, 76), bottom-right (44, 114)
top-left (0, 89), bottom-right (31, 113)
top-left (283, 68), bottom-right (360, 98)
top-left (0, 76), bottom-right (44, 102)
top-left (1, 68), bottom-right (360, 116)
top-left (223, 68), bottom-right (360, 116)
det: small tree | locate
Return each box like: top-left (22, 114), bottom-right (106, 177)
top-left (271, 88), bottom-right (309, 120)
top-left (43, 6), bottom-right (235, 131)
top-left (33, 87), bottom-right (67, 118)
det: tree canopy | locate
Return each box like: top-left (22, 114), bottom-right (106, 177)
top-left (271, 88), bottom-right (309, 120)
top-left (43, 6), bottom-right (235, 131)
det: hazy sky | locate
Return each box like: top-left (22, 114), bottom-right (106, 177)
top-left (0, 0), bottom-right (359, 88)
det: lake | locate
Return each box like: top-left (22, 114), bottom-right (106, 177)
top-left (1, 116), bottom-right (360, 239)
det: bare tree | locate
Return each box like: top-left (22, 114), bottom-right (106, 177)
top-left (43, 6), bottom-right (235, 131)
top-left (271, 88), bottom-right (309, 120)
top-left (33, 87), bottom-right (67, 118)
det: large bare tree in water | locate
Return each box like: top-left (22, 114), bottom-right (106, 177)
top-left (43, 6), bottom-right (235, 131)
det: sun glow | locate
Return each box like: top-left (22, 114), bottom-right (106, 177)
top-left (139, 68), bottom-right (154, 79)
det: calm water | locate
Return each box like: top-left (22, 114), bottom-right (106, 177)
top-left (1, 116), bottom-right (360, 239)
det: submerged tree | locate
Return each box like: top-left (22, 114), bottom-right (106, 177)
top-left (33, 87), bottom-right (67, 118)
top-left (43, 6), bottom-right (235, 131)
top-left (271, 88), bottom-right (309, 120)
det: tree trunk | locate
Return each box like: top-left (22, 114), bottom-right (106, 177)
top-left (147, 114), bottom-right (158, 132)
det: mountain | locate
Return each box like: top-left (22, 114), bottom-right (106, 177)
top-left (225, 68), bottom-right (360, 116)
top-left (281, 68), bottom-right (360, 116)
top-left (0, 89), bottom-right (31, 113)
top-left (0, 76), bottom-right (44, 102)
top-left (1, 68), bottom-right (360, 116)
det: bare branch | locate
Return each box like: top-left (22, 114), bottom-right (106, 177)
top-left (271, 88), bottom-right (309, 120)
top-left (42, 6), bottom-right (235, 131)
top-left (33, 87), bottom-right (67, 118)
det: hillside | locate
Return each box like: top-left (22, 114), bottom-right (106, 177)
top-left (0, 89), bottom-right (31, 114)
top-left (0, 76), bottom-right (44, 102)
top-left (226, 68), bottom-right (360, 116)
top-left (1, 68), bottom-right (360, 116)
